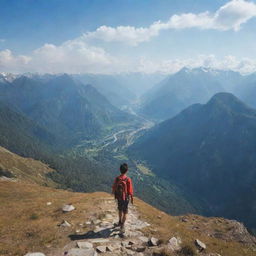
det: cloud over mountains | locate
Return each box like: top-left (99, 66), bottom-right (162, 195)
top-left (84, 0), bottom-right (256, 46)
top-left (0, 0), bottom-right (256, 74)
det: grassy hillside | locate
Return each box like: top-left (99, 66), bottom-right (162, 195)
top-left (0, 146), bottom-right (255, 256)
top-left (1, 180), bottom-right (255, 256)
top-left (0, 146), bottom-right (56, 187)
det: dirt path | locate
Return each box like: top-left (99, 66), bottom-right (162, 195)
top-left (50, 197), bottom-right (158, 256)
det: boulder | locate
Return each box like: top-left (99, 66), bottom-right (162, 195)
top-left (67, 248), bottom-right (97, 256)
top-left (195, 239), bottom-right (206, 251)
top-left (77, 241), bottom-right (93, 249)
top-left (92, 219), bottom-right (101, 225)
top-left (138, 236), bottom-right (149, 244)
top-left (62, 204), bottom-right (75, 212)
top-left (149, 237), bottom-right (159, 246)
top-left (24, 253), bottom-right (45, 256)
top-left (135, 246), bottom-right (146, 252)
top-left (60, 220), bottom-right (71, 227)
top-left (96, 246), bottom-right (107, 253)
top-left (106, 245), bottom-right (114, 252)
top-left (121, 241), bottom-right (130, 247)
top-left (168, 237), bottom-right (181, 251)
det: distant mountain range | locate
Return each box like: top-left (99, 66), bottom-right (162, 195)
top-left (73, 74), bottom-right (136, 107)
top-left (0, 73), bottom-right (135, 147)
top-left (130, 92), bottom-right (256, 230)
top-left (139, 67), bottom-right (256, 121)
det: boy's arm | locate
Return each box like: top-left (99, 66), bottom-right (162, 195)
top-left (128, 178), bottom-right (134, 204)
top-left (130, 195), bottom-right (134, 204)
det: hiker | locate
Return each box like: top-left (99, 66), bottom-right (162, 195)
top-left (112, 163), bottom-right (134, 232)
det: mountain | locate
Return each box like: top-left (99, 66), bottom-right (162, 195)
top-left (74, 74), bottom-right (136, 108)
top-left (139, 67), bottom-right (245, 121)
top-left (0, 72), bottom-right (18, 84)
top-left (0, 101), bottom-right (57, 158)
top-left (130, 92), bottom-right (256, 230)
top-left (1, 149), bottom-right (255, 256)
top-left (0, 74), bottom-right (135, 146)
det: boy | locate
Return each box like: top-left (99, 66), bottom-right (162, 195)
top-left (112, 163), bottom-right (133, 232)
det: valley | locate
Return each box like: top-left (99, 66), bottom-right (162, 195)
top-left (72, 114), bottom-right (154, 159)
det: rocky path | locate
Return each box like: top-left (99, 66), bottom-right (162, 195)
top-left (50, 197), bottom-right (161, 256)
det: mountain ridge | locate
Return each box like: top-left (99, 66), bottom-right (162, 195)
top-left (130, 92), bottom-right (256, 231)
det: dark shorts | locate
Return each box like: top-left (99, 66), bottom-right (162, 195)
top-left (117, 199), bottom-right (129, 214)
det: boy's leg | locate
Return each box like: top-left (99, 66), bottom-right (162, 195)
top-left (120, 200), bottom-right (129, 231)
top-left (118, 210), bottom-right (123, 225)
top-left (122, 212), bottom-right (127, 225)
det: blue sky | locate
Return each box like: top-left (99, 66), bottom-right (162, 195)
top-left (1, 0), bottom-right (256, 74)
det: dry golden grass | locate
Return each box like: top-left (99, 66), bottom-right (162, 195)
top-left (1, 146), bottom-right (255, 256)
top-left (134, 199), bottom-right (256, 256)
top-left (0, 146), bottom-right (56, 187)
top-left (0, 180), bottom-right (110, 256)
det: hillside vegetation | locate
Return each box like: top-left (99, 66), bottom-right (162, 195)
top-left (130, 92), bottom-right (256, 231)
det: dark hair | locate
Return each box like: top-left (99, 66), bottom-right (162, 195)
top-left (120, 163), bottom-right (128, 174)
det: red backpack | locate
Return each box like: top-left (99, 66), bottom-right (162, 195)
top-left (114, 176), bottom-right (128, 201)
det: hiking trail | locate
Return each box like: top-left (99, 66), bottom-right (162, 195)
top-left (49, 197), bottom-right (162, 256)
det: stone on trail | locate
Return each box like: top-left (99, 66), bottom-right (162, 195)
top-left (96, 245), bottom-right (107, 253)
top-left (46, 202), bottom-right (52, 206)
top-left (67, 248), bottom-right (97, 256)
top-left (195, 239), bottom-right (206, 251)
top-left (149, 237), bottom-right (159, 246)
top-left (138, 236), bottom-right (149, 244)
top-left (121, 241), bottom-right (130, 247)
top-left (77, 241), bottom-right (93, 249)
top-left (60, 220), bottom-right (71, 227)
top-left (168, 237), bottom-right (181, 251)
top-left (62, 204), bottom-right (75, 212)
top-left (92, 219), bottom-right (101, 225)
top-left (24, 253), bottom-right (46, 256)
top-left (134, 246), bottom-right (146, 252)
top-left (106, 245), bottom-right (115, 252)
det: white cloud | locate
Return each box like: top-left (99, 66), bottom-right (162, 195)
top-left (0, 39), bottom-right (5, 43)
top-left (0, 49), bottom-right (31, 72)
top-left (83, 0), bottom-right (256, 45)
top-left (0, 0), bottom-right (256, 74)
top-left (0, 45), bottom-right (256, 74)
top-left (0, 39), bottom-right (129, 74)
top-left (136, 55), bottom-right (256, 74)
top-left (213, 0), bottom-right (256, 31)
